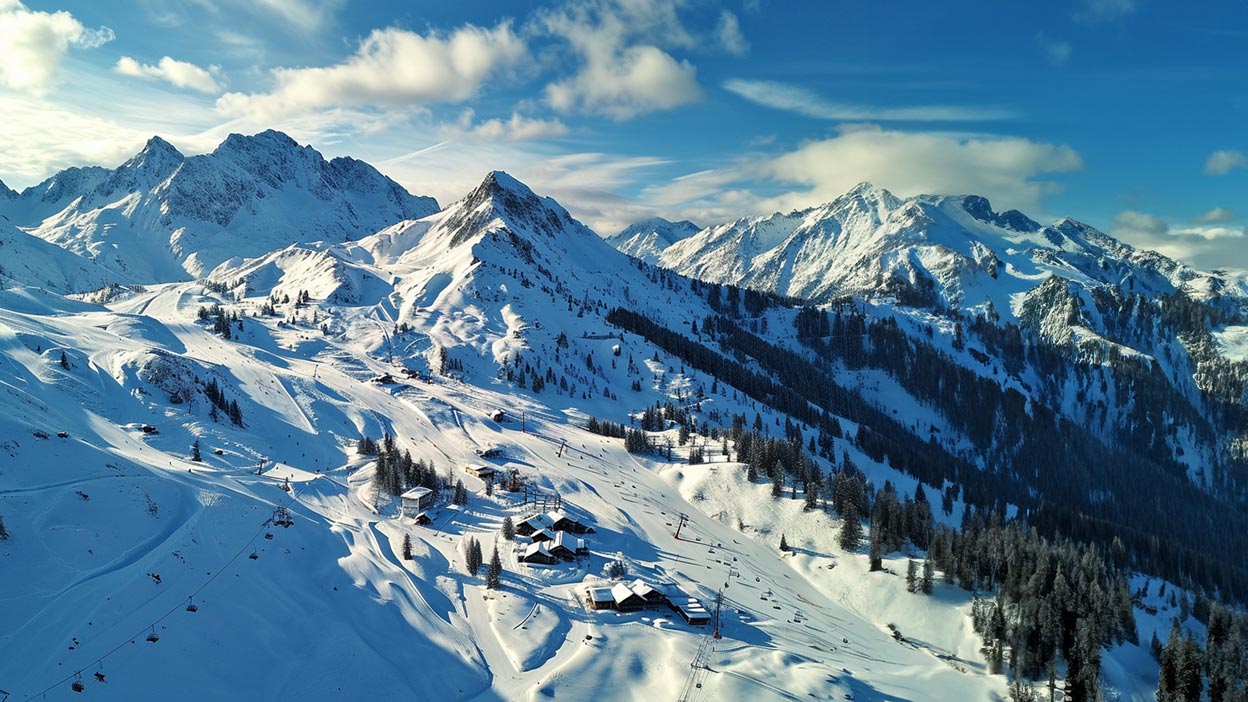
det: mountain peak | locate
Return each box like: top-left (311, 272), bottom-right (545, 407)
top-left (213, 129), bottom-right (306, 160)
top-left (0, 178), bottom-right (15, 199)
top-left (478, 170), bottom-right (532, 197)
top-left (141, 135), bottom-right (182, 158)
top-left (117, 135), bottom-right (184, 174)
top-left (950, 194), bottom-right (1040, 233)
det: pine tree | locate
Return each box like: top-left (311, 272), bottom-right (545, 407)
top-left (906, 559), bottom-right (919, 593)
top-left (59, 351), bottom-right (69, 369)
top-left (501, 516), bottom-right (515, 541)
top-left (0, 513), bottom-right (8, 540)
top-left (838, 503), bottom-right (862, 551)
top-left (779, 534), bottom-right (789, 552)
top-left (191, 439), bottom-right (202, 462)
top-left (402, 533), bottom-right (413, 560)
top-left (921, 558), bottom-right (934, 594)
top-left (486, 545), bottom-right (502, 589)
top-left (465, 537), bottom-right (483, 576)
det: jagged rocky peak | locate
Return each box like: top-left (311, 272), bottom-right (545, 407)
top-left (443, 171), bottom-right (575, 247)
top-left (97, 136), bottom-right (186, 197)
top-left (954, 194), bottom-right (1041, 233)
top-left (0, 178), bottom-right (15, 199)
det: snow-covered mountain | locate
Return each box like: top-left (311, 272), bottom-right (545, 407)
top-left (0, 219), bottom-right (115, 292)
top-left (659, 183), bottom-right (1221, 317)
top-left (4, 158), bottom-right (1247, 702)
top-left (0, 131), bottom-right (439, 282)
top-left (606, 216), bottom-right (700, 263)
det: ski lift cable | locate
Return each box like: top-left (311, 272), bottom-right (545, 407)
top-left (18, 482), bottom-right (312, 701)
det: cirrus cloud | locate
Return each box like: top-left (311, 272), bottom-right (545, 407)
top-left (724, 79), bottom-right (1014, 122)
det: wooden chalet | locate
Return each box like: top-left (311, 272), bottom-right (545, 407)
top-left (519, 542), bottom-right (560, 565)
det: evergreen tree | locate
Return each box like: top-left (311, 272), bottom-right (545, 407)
top-left (402, 533), bottom-right (413, 560)
top-left (486, 545), bottom-right (502, 589)
top-left (906, 559), bottom-right (919, 593)
top-left (0, 513), bottom-right (8, 540)
top-left (838, 503), bottom-right (863, 551)
top-left (501, 516), bottom-right (515, 541)
top-left (59, 351), bottom-right (69, 369)
top-left (191, 439), bottom-right (202, 462)
top-left (465, 537), bottom-right (483, 576)
top-left (779, 534), bottom-right (789, 552)
top-left (921, 558), bottom-right (935, 595)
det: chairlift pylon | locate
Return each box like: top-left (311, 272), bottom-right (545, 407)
top-left (271, 505), bottom-right (294, 528)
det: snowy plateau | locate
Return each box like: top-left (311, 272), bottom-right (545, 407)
top-left (0, 131), bottom-right (1244, 702)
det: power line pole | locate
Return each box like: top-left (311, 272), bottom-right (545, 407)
top-left (712, 589), bottom-right (723, 640)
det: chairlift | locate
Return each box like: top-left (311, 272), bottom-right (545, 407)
top-left (271, 506), bottom-right (295, 528)
top-left (264, 532), bottom-right (274, 540)
top-left (146, 626), bottom-right (160, 643)
top-left (93, 663), bottom-right (107, 684)
top-left (71, 673), bottom-right (85, 693)
top-left (186, 598), bottom-right (199, 613)
top-left (249, 550), bottom-right (259, 560)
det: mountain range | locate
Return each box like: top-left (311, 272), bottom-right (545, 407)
top-left (3, 130), bottom-right (1247, 701)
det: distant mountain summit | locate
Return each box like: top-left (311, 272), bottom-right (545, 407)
top-left (658, 182), bottom-right (1219, 318)
top-left (0, 130), bottom-right (439, 281)
top-left (606, 217), bottom-right (700, 263)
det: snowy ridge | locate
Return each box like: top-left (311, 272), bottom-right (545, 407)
top-left (0, 131), bottom-right (439, 282)
top-left (606, 217), bottom-right (700, 264)
top-left (659, 183), bottom-right (1223, 318)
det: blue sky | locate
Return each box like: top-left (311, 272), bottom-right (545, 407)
top-left (1, 0), bottom-right (1245, 267)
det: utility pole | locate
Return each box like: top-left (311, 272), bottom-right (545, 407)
top-left (557, 439), bottom-right (566, 458)
top-left (712, 589), bottom-right (723, 640)
top-left (675, 513), bottom-right (688, 540)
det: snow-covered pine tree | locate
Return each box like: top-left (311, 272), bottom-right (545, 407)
top-left (402, 533), bottom-right (413, 560)
top-left (486, 546), bottom-right (502, 589)
top-left (501, 516), bottom-right (515, 541)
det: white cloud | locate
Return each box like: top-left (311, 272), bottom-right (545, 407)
top-left (715, 11), bottom-right (748, 56)
top-left (468, 114), bottom-right (569, 141)
top-left (116, 56), bottom-right (224, 94)
top-left (0, 0), bottom-right (114, 92)
top-left (216, 22), bottom-right (528, 119)
top-left (1206, 149), bottom-right (1248, 175)
top-left (1076, 0), bottom-right (1138, 22)
top-left (0, 95), bottom-right (155, 185)
top-left (644, 124), bottom-right (1083, 223)
top-left (537, 0), bottom-right (704, 120)
top-left (1194, 207), bottom-right (1235, 224)
top-left (1111, 209), bottom-right (1247, 268)
top-left (1036, 33), bottom-right (1072, 65)
top-left (723, 79), bottom-right (1014, 122)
